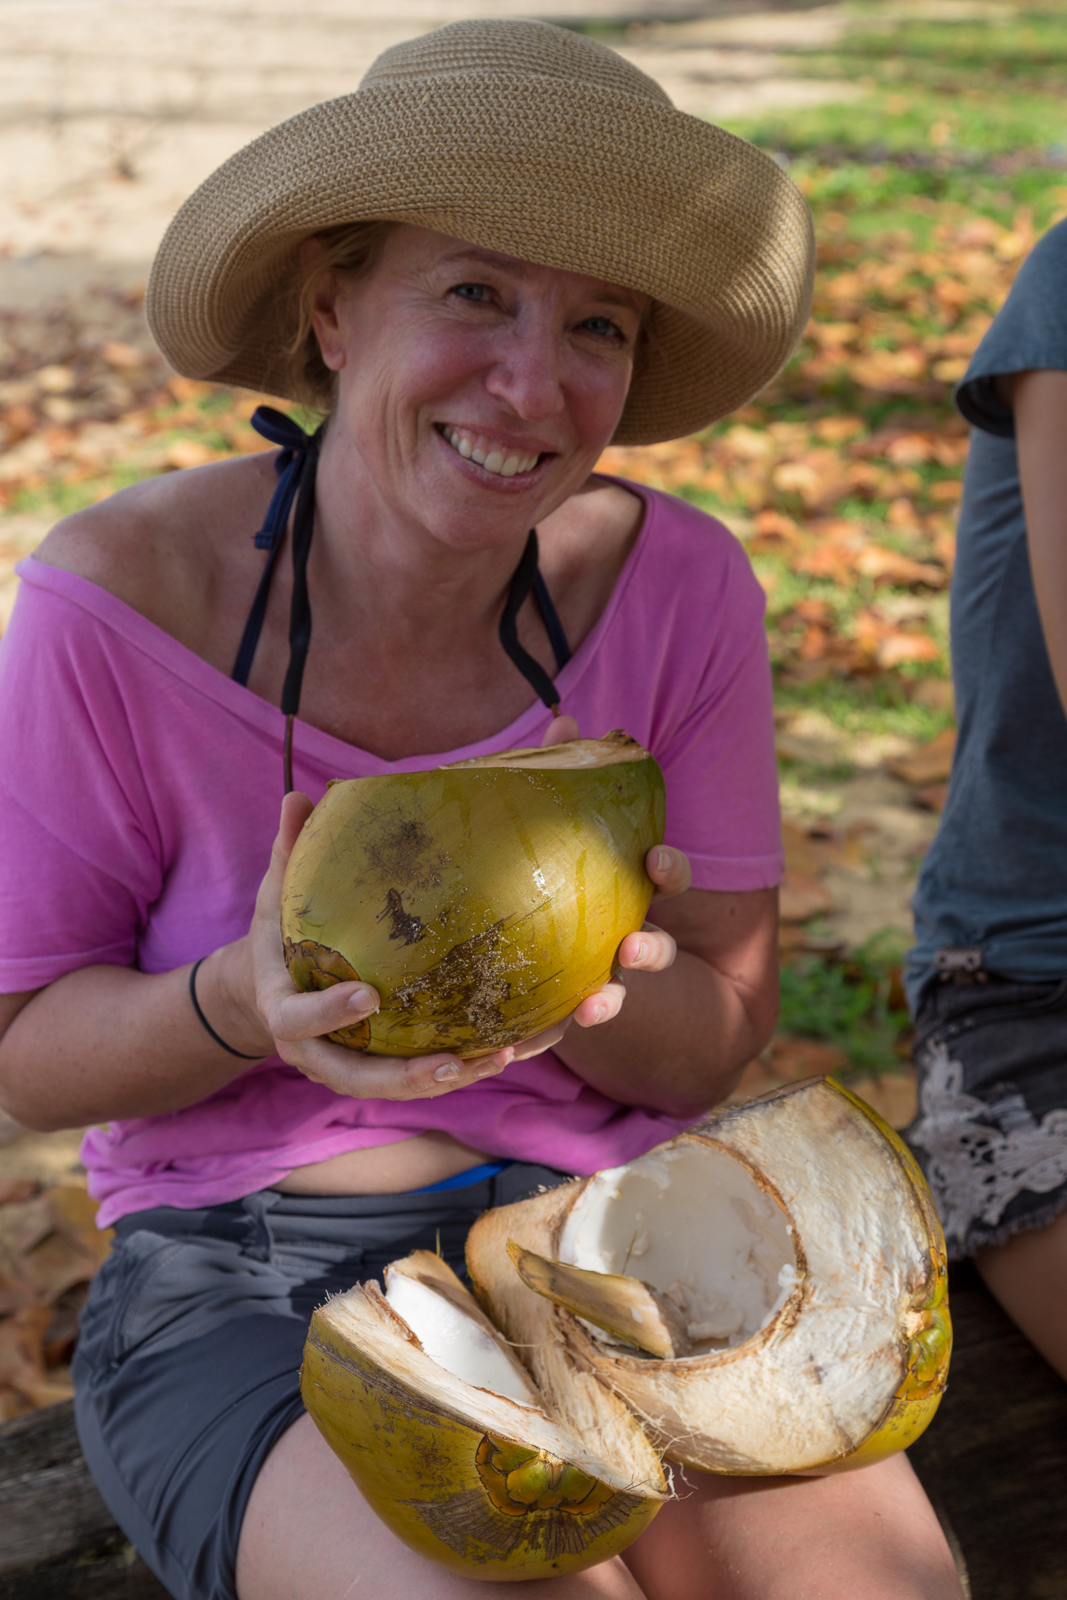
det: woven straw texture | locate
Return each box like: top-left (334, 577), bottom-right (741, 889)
top-left (146, 18), bottom-right (815, 445)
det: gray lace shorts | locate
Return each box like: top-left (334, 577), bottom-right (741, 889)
top-left (71, 1163), bottom-right (569, 1600)
top-left (907, 975), bottom-right (1067, 1259)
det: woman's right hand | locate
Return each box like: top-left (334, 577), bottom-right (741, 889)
top-left (238, 792), bottom-right (517, 1100)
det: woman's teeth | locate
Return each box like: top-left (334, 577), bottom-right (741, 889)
top-left (442, 427), bottom-right (540, 478)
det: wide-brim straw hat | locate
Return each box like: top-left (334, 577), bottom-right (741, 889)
top-left (146, 18), bottom-right (815, 446)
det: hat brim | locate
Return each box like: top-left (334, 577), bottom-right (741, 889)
top-left (146, 74), bottom-right (814, 446)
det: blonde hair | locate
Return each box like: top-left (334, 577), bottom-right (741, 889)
top-left (285, 220), bottom-right (395, 408)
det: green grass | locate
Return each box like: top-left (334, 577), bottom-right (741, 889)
top-left (779, 933), bottom-right (912, 1076)
top-left (774, 676), bottom-right (951, 744)
top-left (793, 160), bottom-right (1067, 240)
top-left (728, 89), bottom-right (1067, 162)
top-left (807, 8), bottom-right (1067, 92)
top-left (723, 5), bottom-right (1067, 170)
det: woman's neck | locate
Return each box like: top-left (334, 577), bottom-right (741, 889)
top-left (310, 423), bottom-right (539, 651)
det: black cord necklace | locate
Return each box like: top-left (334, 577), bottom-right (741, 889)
top-left (232, 408), bottom-right (572, 793)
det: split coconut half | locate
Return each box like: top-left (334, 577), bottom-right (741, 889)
top-left (469, 1076), bottom-right (950, 1477)
top-left (301, 1248), bottom-right (668, 1582)
top-left (301, 1078), bottom-right (951, 1580)
top-left (280, 731), bottom-right (665, 1057)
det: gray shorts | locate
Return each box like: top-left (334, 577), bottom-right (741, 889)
top-left (907, 975), bottom-right (1067, 1259)
top-left (72, 1163), bottom-right (569, 1600)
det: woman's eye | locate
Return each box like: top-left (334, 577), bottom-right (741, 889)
top-left (582, 316), bottom-right (625, 341)
top-left (452, 282), bottom-right (492, 303)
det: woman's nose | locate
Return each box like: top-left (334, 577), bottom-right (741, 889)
top-left (484, 321), bottom-right (566, 421)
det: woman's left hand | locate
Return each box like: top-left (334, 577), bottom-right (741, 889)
top-left (564, 843), bottom-right (691, 1034)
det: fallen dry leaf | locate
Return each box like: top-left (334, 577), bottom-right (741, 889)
top-left (164, 439), bottom-right (218, 471)
top-left (0, 1180), bottom-right (111, 1415)
top-left (0, 1304), bottom-right (52, 1418)
top-left (876, 630), bottom-right (942, 669)
top-left (101, 340), bottom-right (144, 370)
top-left (910, 678), bottom-right (955, 715)
top-left (889, 727), bottom-right (958, 786)
top-left (19, 1231), bottom-right (98, 1304)
top-left (781, 820), bottom-right (823, 878)
top-left (846, 1073), bottom-right (918, 1131)
top-left (0, 1196), bottom-right (53, 1264)
top-left (0, 1274), bottom-right (35, 1316)
top-left (45, 1183), bottom-right (114, 1270)
top-left (914, 782), bottom-right (950, 813)
top-left (0, 1177), bottom-right (38, 1204)
top-left (779, 868), bottom-right (835, 924)
top-left (767, 1037), bottom-right (849, 1081)
top-left (885, 433), bottom-right (934, 466)
top-left (853, 544), bottom-right (947, 589)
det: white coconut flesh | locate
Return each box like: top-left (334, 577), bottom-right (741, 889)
top-left (312, 1255), bottom-right (663, 1497)
top-left (384, 1269), bottom-right (541, 1407)
top-left (557, 1091), bottom-right (936, 1472)
top-left (557, 1144), bottom-right (798, 1353)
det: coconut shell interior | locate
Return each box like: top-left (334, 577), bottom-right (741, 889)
top-left (467, 1078), bottom-right (950, 1475)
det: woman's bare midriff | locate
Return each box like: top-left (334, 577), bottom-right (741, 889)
top-left (271, 1129), bottom-right (493, 1195)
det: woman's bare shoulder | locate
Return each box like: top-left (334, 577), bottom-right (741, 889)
top-left (33, 453), bottom-right (276, 637)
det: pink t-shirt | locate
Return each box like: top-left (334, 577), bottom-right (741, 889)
top-left (0, 480), bottom-right (782, 1225)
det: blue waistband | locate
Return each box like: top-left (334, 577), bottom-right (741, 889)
top-left (409, 1161), bottom-right (511, 1194)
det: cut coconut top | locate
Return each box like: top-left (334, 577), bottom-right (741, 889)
top-left (444, 731), bottom-right (649, 772)
top-left (557, 1142), bottom-right (799, 1353)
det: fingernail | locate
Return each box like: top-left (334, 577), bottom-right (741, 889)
top-left (635, 940), bottom-right (647, 963)
top-left (434, 1060), bottom-right (462, 1082)
top-left (475, 1059), bottom-right (505, 1078)
top-left (348, 987), bottom-right (378, 1012)
top-left (592, 1004), bottom-right (607, 1024)
top-left (657, 848), bottom-right (672, 873)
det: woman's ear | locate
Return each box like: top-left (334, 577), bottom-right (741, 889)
top-left (300, 237), bottom-right (347, 374)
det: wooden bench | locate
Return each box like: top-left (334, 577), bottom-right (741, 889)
top-left (1, 1264), bottom-right (1064, 1599)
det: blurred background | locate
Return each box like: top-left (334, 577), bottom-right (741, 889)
top-left (2, 0), bottom-right (1066, 1416)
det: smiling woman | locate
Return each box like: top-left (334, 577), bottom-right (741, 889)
top-left (0, 17), bottom-right (962, 1600)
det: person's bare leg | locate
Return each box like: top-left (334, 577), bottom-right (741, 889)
top-left (974, 1206), bottom-right (1067, 1381)
top-left (621, 1453), bottom-right (964, 1600)
top-left (236, 1414), bottom-right (649, 1600)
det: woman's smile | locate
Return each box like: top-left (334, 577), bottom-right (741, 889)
top-left (437, 424), bottom-right (544, 479)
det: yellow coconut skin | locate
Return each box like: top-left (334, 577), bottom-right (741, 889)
top-left (810, 1081), bottom-right (951, 1474)
top-left (301, 1309), bottom-right (663, 1580)
top-left (280, 734), bottom-right (665, 1057)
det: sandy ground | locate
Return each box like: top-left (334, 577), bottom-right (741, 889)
top-left (0, 0), bottom-right (856, 310)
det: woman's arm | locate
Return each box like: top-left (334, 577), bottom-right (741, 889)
top-left (1003, 368), bottom-right (1067, 715)
top-left (0, 963), bottom-right (259, 1131)
top-left (0, 795), bottom-right (518, 1131)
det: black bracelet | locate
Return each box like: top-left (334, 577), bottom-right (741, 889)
top-left (189, 958), bottom-right (264, 1060)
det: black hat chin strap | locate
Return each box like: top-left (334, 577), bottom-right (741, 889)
top-left (235, 407), bottom-right (572, 794)
top-left (279, 430), bottom-right (319, 795)
top-left (498, 529), bottom-right (571, 718)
